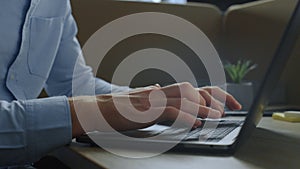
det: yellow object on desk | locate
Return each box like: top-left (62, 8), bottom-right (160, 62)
top-left (272, 111), bottom-right (300, 122)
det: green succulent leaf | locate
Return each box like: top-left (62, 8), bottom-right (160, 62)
top-left (224, 59), bottom-right (257, 83)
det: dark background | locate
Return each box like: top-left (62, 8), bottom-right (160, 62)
top-left (187, 0), bottom-right (259, 11)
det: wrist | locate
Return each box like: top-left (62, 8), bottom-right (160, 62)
top-left (68, 98), bottom-right (85, 137)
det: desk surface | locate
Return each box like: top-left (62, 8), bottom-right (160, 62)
top-left (54, 118), bottom-right (300, 169)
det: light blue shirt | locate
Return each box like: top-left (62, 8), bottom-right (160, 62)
top-left (0, 0), bottom-right (126, 166)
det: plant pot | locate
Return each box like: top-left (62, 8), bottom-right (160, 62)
top-left (226, 82), bottom-right (254, 111)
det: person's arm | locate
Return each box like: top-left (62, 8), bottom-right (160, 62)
top-left (0, 97), bottom-right (72, 166)
top-left (68, 83), bottom-right (242, 134)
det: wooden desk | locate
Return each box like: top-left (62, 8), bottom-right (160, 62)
top-left (53, 118), bottom-right (300, 169)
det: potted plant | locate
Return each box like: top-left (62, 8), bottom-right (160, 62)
top-left (224, 59), bottom-right (257, 110)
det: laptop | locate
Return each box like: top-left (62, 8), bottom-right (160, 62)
top-left (76, 1), bottom-right (300, 155)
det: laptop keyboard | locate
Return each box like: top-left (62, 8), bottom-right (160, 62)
top-left (184, 120), bottom-right (243, 142)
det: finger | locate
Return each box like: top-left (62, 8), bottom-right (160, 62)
top-left (150, 98), bottom-right (222, 119)
top-left (201, 86), bottom-right (242, 110)
top-left (225, 93), bottom-right (242, 110)
top-left (199, 94), bottom-right (207, 106)
top-left (157, 106), bottom-right (202, 128)
top-left (120, 105), bottom-right (202, 128)
top-left (198, 89), bottom-right (225, 116)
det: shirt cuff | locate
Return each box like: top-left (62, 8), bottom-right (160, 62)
top-left (23, 96), bottom-right (72, 162)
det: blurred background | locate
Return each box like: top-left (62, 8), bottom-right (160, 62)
top-left (69, 0), bottom-right (300, 110)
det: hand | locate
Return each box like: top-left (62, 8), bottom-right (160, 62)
top-left (69, 82), bottom-right (241, 137)
top-left (197, 86), bottom-right (242, 116)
